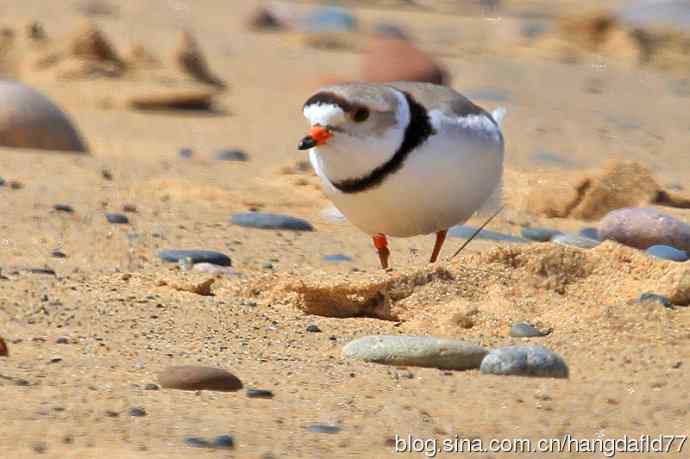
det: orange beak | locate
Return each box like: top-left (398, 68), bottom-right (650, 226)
top-left (298, 124), bottom-right (333, 150)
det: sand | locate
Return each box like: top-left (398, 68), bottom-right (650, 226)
top-left (1, 1), bottom-right (689, 458)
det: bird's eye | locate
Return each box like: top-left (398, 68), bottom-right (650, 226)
top-left (352, 108), bottom-right (369, 123)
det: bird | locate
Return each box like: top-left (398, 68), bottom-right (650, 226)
top-left (297, 81), bottom-right (505, 269)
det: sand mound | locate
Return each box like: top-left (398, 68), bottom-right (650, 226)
top-left (526, 160), bottom-right (690, 220)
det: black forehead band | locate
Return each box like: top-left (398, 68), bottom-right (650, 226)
top-left (303, 92), bottom-right (353, 113)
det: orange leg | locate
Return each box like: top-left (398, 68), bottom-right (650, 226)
top-left (373, 234), bottom-right (390, 269)
top-left (429, 230), bottom-right (448, 263)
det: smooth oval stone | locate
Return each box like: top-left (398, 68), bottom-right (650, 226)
top-left (106, 213), bottom-right (129, 224)
top-left (231, 212), bottom-right (313, 231)
top-left (184, 437), bottom-right (211, 448)
top-left (637, 292), bottom-right (674, 309)
top-left (53, 204), bottom-right (74, 213)
top-left (646, 245), bottom-right (688, 262)
top-left (246, 388), bottom-right (274, 399)
top-left (510, 323), bottom-right (550, 338)
top-left (599, 208), bottom-right (690, 253)
top-left (215, 149), bottom-right (248, 161)
top-left (480, 346), bottom-right (569, 378)
top-left (0, 80), bottom-right (88, 153)
top-left (306, 423), bottom-right (341, 434)
top-left (159, 249), bottom-right (231, 267)
top-left (212, 435), bottom-right (235, 449)
top-left (178, 147), bottom-right (193, 158)
top-left (579, 227), bottom-right (600, 240)
top-left (128, 407), bottom-right (147, 417)
top-left (306, 324), bottom-right (321, 333)
top-left (158, 366), bottom-right (242, 392)
top-left (448, 225), bottom-right (526, 243)
top-left (551, 233), bottom-right (600, 249)
top-left (521, 227), bottom-right (562, 242)
top-left (323, 254), bottom-right (352, 262)
top-left (342, 336), bottom-right (488, 370)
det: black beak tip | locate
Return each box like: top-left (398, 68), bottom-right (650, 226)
top-left (298, 136), bottom-right (316, 151)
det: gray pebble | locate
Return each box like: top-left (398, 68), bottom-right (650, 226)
top-left (306, 324), bottom-right (322, 333)
top-left (636, 292), bottom-right (674, 309)
top-left (646, 245), bottom-right (688, 262)
top-left (178, 147), bottom-right (193, 158)
top-left (184, 437), bottom-right (210, 448)
top-left (306, 423), bottom-right (341, 434)
top-left (143, 383), bottom-right (160, 391)
top-left (53, 204), bottom-right (74, 213)
top-left (323, 254), bottom-right (353, 262)
top-left (231, 212), bottom-right (314, 231)
top-left (212, 435), bottom-right (235, 449)
top-left (510, 323), bottom-right (550, 338)
top-left (342, 335), bottom-right (488, 370)
top-left (215, 149), bottom-right (248, 161)
top-left (448, 225), bottom-right (526, 243)
top-left (158, 366), bottom-right (242, 392)
top-left (551, 233), bottom-right (601, 249)
top-left (599, 207), bottom-right (690, 253)
top-left (480, 346), bottom-right (569, 378)
top-left (51, 250), bottom-right (66, 258)
top-left (521, 227), bottom-right (562, 242)
top-left (246, 388), bottom-right (274, 399)
top-left (128, 407), bottom-right (147, 417)
top-left (106, 213), bottom-right (129, 224)
top-left (159, 249), bottom-right (231, 267)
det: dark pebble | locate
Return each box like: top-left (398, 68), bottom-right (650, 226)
top-left (521, 227), bottom-right (562, 242)
top-left (246, 388), bottom-right (274, 399)
top-left (27, 267), bottom-right (56, 276)
top-left (51, 250), bottom-right (66, 258)
top-left (55, 336), bottom-right (69, 344)
top-left (123, 204), bottom-right (137, 213)
top-left (143, 383), bottom-right (160, 391)
top-left (31, 441), bottom-right (47, 454)
top-left (128, 407), bottom-right (147, 417)
top-left (306, 423), bottom-right (341, 434)
top-left (53, 204), bottom-right (74, 213)
top-left (178, 147), bottom-right (193, 158)
top-left (105, 410), bottom-right (120, 417)
top-left (106, 213), bottom-right (129, 224)
top-left (646, 245), bottom-right (688, 262)
top-left (579, 227), bottom-right (599, 240)
top-left (510, 323), bottom-right (550, 338)
top-left (49, 357), bottom-right (62, 364)
top-left (323, 254), bottom-right (352, 262)
top-left (9, 180), bottom-right (22, 189)
top-left (101, 169), bottom-right (113, 180)
top-left (306, 324), bottom-right (322, 333)
top-left (159, 249), bottom-right (232, 267)
top-left (212, 435), bottom-right (235, 449)
top-left (480, 346), bottom-right (569, 378)
top-left (184, 437), bottom-right (210, 448)
top-left (158, 366), bottom-right (242, 392)
top-left (15, 378), bottom-right (31, 386)
top-left (231, 212), bottom-right (314, 231)
top-left (183, 435), bottom-right (235, 449)
top-left (637, 292), bottom-right (674, 309)
top-left (215, 149), bottom-right (248, 161)
top-left (0, 176), bottom-right (4, 186)
top-left (448, 225), bottom-right (525, 243)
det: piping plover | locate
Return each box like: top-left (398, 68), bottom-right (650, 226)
top-left (298, 81), bottom-right (505, 269)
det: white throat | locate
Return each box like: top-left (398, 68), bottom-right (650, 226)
top-left (306, 90), bottom-right (410, 185)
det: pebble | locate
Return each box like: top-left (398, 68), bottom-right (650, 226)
top-left (31, 441), bottom-right (48, 454)
top-left (101, 169), bottom-right (113, 180)
top-left (231, 212), bottom-right (314, 231)
top-left (521, 227), bottom-right (562, 242)
top-left (342, 335), bottom-right (488, 370)
top-left (158, 366), bottom-right (242, 392)
top-left (53, 204), bottom-right (74, 213)
top-left (51, 250), bottom-right (66, 258)
top-left (0, 336), bottom-right (8, 356)
top-left (143, 383), bottom-right (160, 391)
top-left (636, 292), bottom-right (674, 309)
top-left (215, 149), bottom-right (248, 161)
top-left (646, 245), bottom-right (689, 262)
top-left (323, 253), bottom-right (352, 262)
top-left (122, 204), bottom-right (137, 213)
top-left (510, 323), bottom-right (550, 338)
top-left (184, 437), bottom-right (210, 448)
top-left (106, 213), bottom-right (129, 224)
top-left (128, 407), bottom-right (147, 417)
top-left (15, 378), bottom-right (31, 386)
top-left (212, 435), bottom-right (235, 449)
top-left (55, 336), bottom-right (69, 344)
top-left (306, 324), bottom-right (321, 333)
top-left (178, 147), bottom-right (193, 158)
top-left (159, 249), bottom-right (232, 267)
top-left (448, 225), bottom-right (526, 243)
top-left (306, 423), bottom-right (341, 434)
top-left (480, 346), bottom-right (569, 378)
top-left (551, 233), bottom-right (600, 249)
top-left (599, 208), bottom-right (690, 253)
top-left (246, 388), bottom-right (274, 399)
top-left (184, 435), bottom-right (235, 449)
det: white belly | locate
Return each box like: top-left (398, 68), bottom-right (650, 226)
top-left (311, 133), bottom-right (503, 237)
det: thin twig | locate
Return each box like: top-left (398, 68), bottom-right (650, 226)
top-left (448, 205), bottom-right (504, 260)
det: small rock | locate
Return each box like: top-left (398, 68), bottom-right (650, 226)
top-left (49, 357), bottom-right (63, 363)
top-left (9, 180), bottom-right (23, 190)
top-left (15, 378), bottom-right (31, 386)
top-left (158, 366), bottom-right (242, 392)
top-left (551, 233), bottom-right (600, 249)
top-left (128, 407), bottom-right (147, 417)
top-left (636, 292), bottom-right (674, 309)
top-left (579, 227), bottom-right (600, 240)
top-left (246, 388), bottom-right (274, 399)
top-left (101, 168), bottom-right (113, 180)
top-left (178, 147), bottom-right (193, 158)
top-left (306, 324), bottom-right (321, 333)
top-left (51, 250), bottom-right (67, 258)
top-left (342, 336), bottom-right (488, 370)
top-left (104, 410), bottom-right (119, 417)
top-left (143, 383), bottom-right (160, 391)
top-left (184, 437), bottom-right (210, 448)
top-left (106, 213), bottom-right (129, 224)
top-left (599, 208), bottom-right (690, 253)
top-left (521, 227), bottom-right (562, 242)
top-left (53, 204), bottom-right (74, 213)
top-left (212, 435), bottom-right (235, 449)
top-left (122, 204), bottom-right (137, 213)
top-left (323, 254), bottom-right (352, 262)
top-left (215, 149), bottom-right (248, 161)
top-left (646, 245), bottom-right (688, 262)
top-left (480, 346), bottom-right (569, 378)
top-left (306, 423), bottom-right (341, 434)
top-left (55, 336), bottom-right (69, 344)
top-left (159, 249), bottom-right (231, 267)
top-left (231, 212), bottom-right (314, 231)
top-left (31, 441), bottom-right (48, 454)
top-left (0, 336), bottom-right (8, 356)
top-left (449, 225), bottom-right (525, 243)
top-left (510, 323), bottom-right (550, 338)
